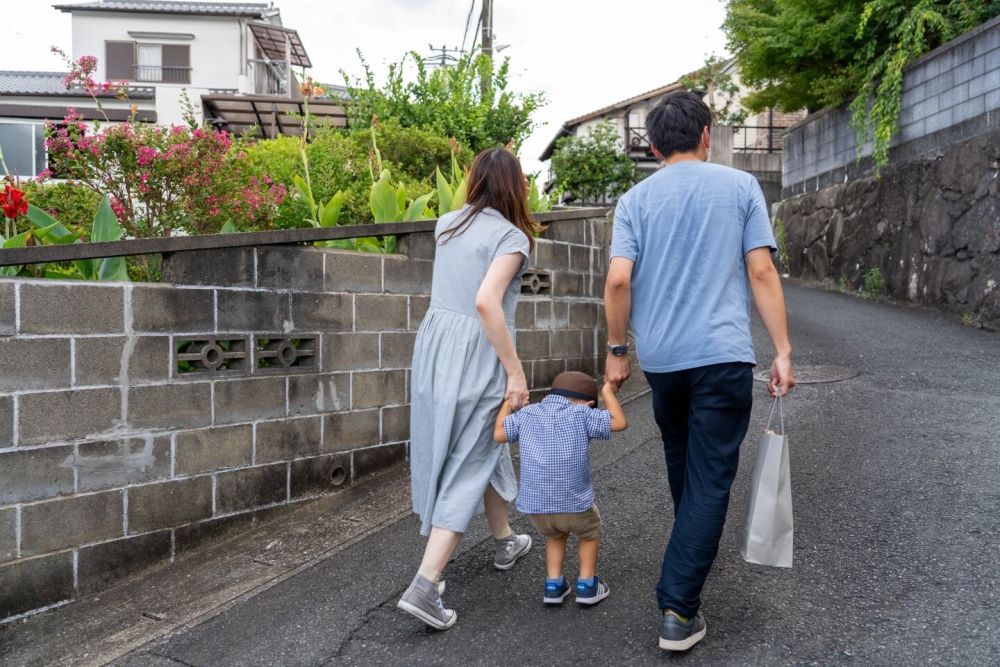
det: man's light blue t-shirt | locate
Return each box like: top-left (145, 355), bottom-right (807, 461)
top-left (610, 161), bottom-right (776, 373)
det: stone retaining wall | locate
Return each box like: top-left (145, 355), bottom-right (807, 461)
top-left (0, 211), bottom-right (610, 620)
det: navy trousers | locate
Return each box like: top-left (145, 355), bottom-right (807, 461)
top-left (645, 362), bottom-right (754, 617)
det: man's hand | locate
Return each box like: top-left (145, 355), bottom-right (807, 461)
top-left (605, 353), bottom-right (631, 392)
top-left (768, 353), bottom-right (795, 397)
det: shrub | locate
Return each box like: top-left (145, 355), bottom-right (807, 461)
top-left (862, 268), bottom-right (886, 299)
top-left (550, 121), bottom-right (638, 204)
top-left (18, 180), bottom-right (100, 236)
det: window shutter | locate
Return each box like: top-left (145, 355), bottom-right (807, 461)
top-left (162, 45), bottom-right (190, 83)
top-left (105, 41), bottom-right (135, 80)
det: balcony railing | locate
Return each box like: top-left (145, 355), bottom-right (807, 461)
top-left (132, 65), bottom-right (191, 84)
top-left (733, 125), bottom-right (786, 154)
top-left (626, 126), bottom-right (652, 154)
top-left (248, 59), bottom-right (288, 96)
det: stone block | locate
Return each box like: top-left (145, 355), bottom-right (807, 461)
top-left (381, 404), bottom-right (410, 443)
top-left (255, 416), bottom-right (322, 463)
top-left (173, 512), bottom-right (255, 555)
top-left (19, 388), bottom-right (121, 446)
top-left (355, 294), bottom-right (408, 331)
top-left (128, 382), bottom-right (212, 430)
top-left (550, 330), bottom-right (584, 357)
top-left (290, 453), bottom-right (352, 499)
top-left (161, 247), bottom-right (255, 287)
top-left (324, 409), bottom-right (380, 451)
top-left (287, 373), bottom-right (350, 416)
top-left (384, 256), bottom-right (433, 294)
top-left (19, 284), bottom-right (123, 335)
top-left (535, 301), bottom-right (570, 329)
top-left (516, 330), bottom-right (549, 360)
top-left (552, 271), bottom-right (586, 297)
top-left (215, 463), bottom-right (287, 514)
top-left (409, 296), bottom-right (430, 330)
top-left (0, 282), bottom-right (14, 335)
top-left (291, 293), bottom-right (353, 331)
top-left (76, 436), bottom-right (172, 492)
top-left (0, 396), bottom-right (11, 449)
top-left (324, 252), bottom-right (382, 293)
top-left (532, 240), bottom-right (569, 271)
top-left (353, 443), bottom-right (406, 479)
top-left (380, 332), bottom-right (416, 369)
top-left (569, 244), bottom-right (590, 273)
top-left (132, 286), bottom-right (214, 333)
top-left (214, 376), bottom-right (286, 425)
top-left (77, 530), bottom-right (171, 595)
top-left (352, 369), bottom-right (407, 409)
top-left (20, 490), bottom-right (122, 556)
top-left (0, 446), bottom-right (74, 504)
top-left (0, 507), bottom-right (16, 563)
top-left (515, 300), bottom-right (536, 328)
top-left (541, 219), bottom-right (587, 244)
top-left (216, 290), bottom-right (290, 333)
top-left (582, 330), bottom-right (596, 359)
top-left (0, 552), bottom-right (74, 619)
top-left (396, 231), bottom-right (437, 261)
top-left (532, 359), bottom-right (566, 388)
top-left (570, 302), bottom-right (599, 328)
top-left (127, 477), bottom-right (213, 533)
top-left (952, 94), bottom-right (986, 123)
top-left (323, 333), bottom-right (379, 371)
top-left (75, 336), bottom-right (171, 386)
top-left (175, 424), bottom-right (253, 476)
top-left (565, 356), bottom-right (598, 377)
top-left (257, 246), bottom-right (325, 291)
top-left (0, 338), bottom-right (70, 391)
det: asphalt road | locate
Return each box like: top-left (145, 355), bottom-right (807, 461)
top-left (115, 283), bottom-right (1000, 665)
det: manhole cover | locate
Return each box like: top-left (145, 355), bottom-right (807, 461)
top-left (753, 364), bottom-right (860, 384)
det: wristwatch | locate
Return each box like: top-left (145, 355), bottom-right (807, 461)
top-left (607, 342), bottom-right (631, 357)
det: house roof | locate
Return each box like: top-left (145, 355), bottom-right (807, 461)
top-left (0, 70), bottom-right (155, 98)
top-left (248, 21), bottom-right (310, 68)
top-left (53, 1), bottom-right (277, 19)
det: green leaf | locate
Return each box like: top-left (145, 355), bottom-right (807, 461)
top-left (371, 170), bottom-right (401, 222)
top-left (320, 191), bottom-right (347, 227)
top-left (293, 174), bottom-right (317, 219)
top-left (404, 192), bottom-right (434, 221)
top-left (91, 196), bottom-right (128, 281)
top-left (354, 236), bottom-right (383, 253)
top-left (0, 230), bottom-right (30, 277)
top-left (452, 175), bottom-right (467, 210)
top-left (436, 167), bottom-right (453, 216)
top-left (395, 185), bottom-right (406, 217)
top-left (219, 220), bottom-right (237, 234)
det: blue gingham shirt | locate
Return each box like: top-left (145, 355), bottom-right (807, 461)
top-left (503, 395), bottom-right (612, 514)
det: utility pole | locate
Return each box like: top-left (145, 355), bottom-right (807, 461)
top-left (426, 43), bottom-right (461, 67)
top-left (479, 0), bottom-right (493, 60)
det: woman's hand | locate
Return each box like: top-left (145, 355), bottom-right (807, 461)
top-left (505, 369), bottom-right (529, 410)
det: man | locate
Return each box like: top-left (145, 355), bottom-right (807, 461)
top-left (604, 90), bottom-right (794, 652)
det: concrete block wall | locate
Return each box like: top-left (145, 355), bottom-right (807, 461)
top-left (782, 15), bottom-right (1000, 196)
top-left (0, 211), bottom-right (610, 621)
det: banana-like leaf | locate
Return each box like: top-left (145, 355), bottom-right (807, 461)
top-left (371, 170), bottom-right (400, 222)
top-left (394, 185), bottom-right (406, 218)
top-left (452, 175), bottom-right (468, 210)
top-left (403, 192), bottom-right (434, 222)
top-left (382, 235), bottom-right (396, 254)
top-left (219, 220), bottom-right (237, 234)
top-left (26, 203), bottom-right (93, 278)
top-left (293, 174), bottom-right (317, 219)
top-left (0, 230), bottom-right (31, 277)
top-left (436, 167), bottom-right (453, 216)
top-left (354, 236), bottom-right (383, 253)
top-left (92, 196), bottom-right (129, 282)
top-left (320, 191), bottom-right (346, 227)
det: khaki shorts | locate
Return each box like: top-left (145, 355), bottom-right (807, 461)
top-left (529, 504), bottom-right (601, 541)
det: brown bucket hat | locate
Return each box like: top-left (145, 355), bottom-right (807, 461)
top-left (550, 371), bottom-right (599, 402)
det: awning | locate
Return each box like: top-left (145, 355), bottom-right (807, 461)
top-left (248, 22), bottom-right (311, 68)
top-left (201, 94), bottom-right (346, 139)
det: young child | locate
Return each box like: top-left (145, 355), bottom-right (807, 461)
top-left (493, 370), bottom-right (627, 606)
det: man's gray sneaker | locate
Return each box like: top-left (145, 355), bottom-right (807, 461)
top-left (493, 533), bottom-right (532, 570)
top-left (397, 574), bottom-right (457, 630)
top-left (659, 610), bottom-right (707, 651)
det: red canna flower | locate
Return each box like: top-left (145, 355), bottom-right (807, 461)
top-left (0, 184), bottom-right (28, 220)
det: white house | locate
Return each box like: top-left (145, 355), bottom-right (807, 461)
top-left (0, 0), bottom-right (346, 178)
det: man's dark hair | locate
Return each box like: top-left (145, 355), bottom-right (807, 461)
top-left (645, 90), bottom-right (712, 159)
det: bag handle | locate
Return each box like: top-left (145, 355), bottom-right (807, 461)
top-left (765, 394), bottom-right (785, 435)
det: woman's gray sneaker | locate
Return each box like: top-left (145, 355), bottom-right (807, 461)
top-left (397, 574), bottom-right (457, 630)
top-left (659, 610), bottom-right (707, 651)
top-left (493, 533), bottom-right (532, 570)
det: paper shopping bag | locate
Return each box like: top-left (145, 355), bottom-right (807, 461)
top-left (741, 395), bottom-right (793, 568)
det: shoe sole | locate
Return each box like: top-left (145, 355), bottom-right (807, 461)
top-left (396, 599), bottom-right (457, 631)
top-left (575, 586), bottom-right (610, 606)
top-left (658, 624), bottom-right (707, 651)
top-left (543, 589), bottom-right (570, 604)
top-left (494, 535), bottom-right (533, 571)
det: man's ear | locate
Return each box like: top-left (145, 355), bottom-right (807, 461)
top-left (651, 146), bottom-right (664, 161)
top-left (702, 126), bottom-right (711, 151)
top-left (588, 400), bottom-right (597, 408)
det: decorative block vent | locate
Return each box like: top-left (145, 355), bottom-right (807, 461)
top-left (255, 336), bottom-right (317, 373)
top-left (521, 271), bottom-right (551, 295)
top-left (176, 338), bottom-right (250, 375)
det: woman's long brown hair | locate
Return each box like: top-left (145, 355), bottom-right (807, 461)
top-left (436, 147), bottom-right (542, 251)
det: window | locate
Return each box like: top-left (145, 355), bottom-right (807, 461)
top-left (105, 41), bottom-right (190, 84)
top-left (0, 123), bottom-right (47, 178)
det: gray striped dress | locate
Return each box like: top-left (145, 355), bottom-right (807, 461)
top-left (409, 206), bottom-right (531, 536)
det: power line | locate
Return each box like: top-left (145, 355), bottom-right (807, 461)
top-left (460, 0), bottom-right (477, 55)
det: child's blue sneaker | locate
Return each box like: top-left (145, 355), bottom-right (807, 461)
top-left (543, 577), bottom-right (570, 605)
top-left (575, 576), bottom-right (610, 605)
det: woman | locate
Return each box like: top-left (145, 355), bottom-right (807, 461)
top-left (397, 148), bottom-right (542, 630)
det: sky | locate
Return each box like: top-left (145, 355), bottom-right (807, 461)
top-left (0, 0), bottom-right (730, 176)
